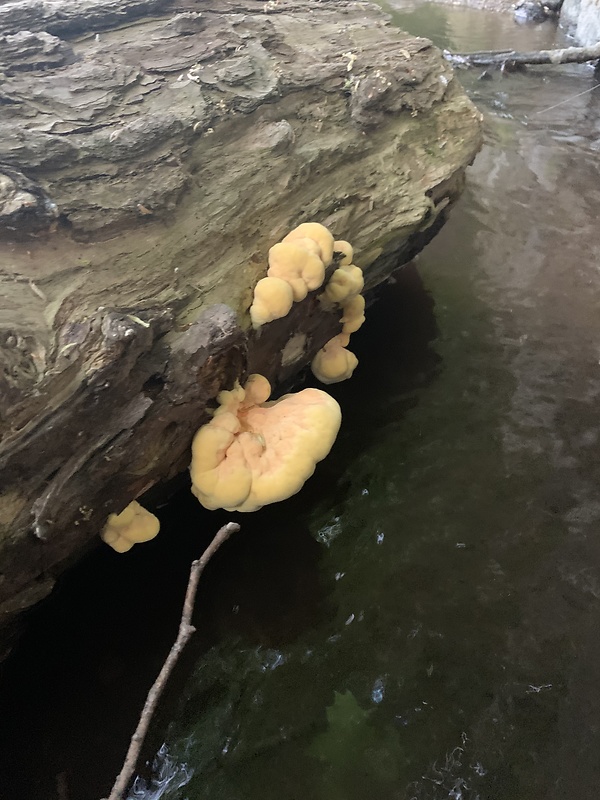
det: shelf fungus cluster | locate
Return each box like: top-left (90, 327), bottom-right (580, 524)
top-left (249, 223), bottom-right (335, 329)
top-left (248, 222), bottom-right (366, 386)
top-left (311, 238), bottom-right (365, 385)
top-left (101, 224), bottom-right (366, 547)
top-left (190, 374), bottom-right (341, 512)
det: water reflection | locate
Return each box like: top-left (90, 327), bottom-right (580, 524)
top-left (379, 0), bottom-right (560, 53)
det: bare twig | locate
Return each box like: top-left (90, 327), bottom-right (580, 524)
top-left (104, 521), bottom-right (240, 800)
top-left (56, 771), bottom-right (70, 800)
top-left (444, 41), bottom-right (600, 68)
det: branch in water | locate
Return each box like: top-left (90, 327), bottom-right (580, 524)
top-left (444, 42), bottom-right (600, 68)
top-left (103, 521), bottom-right (241, 800)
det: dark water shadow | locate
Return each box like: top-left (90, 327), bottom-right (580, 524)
top-left (0, 263), bottom-right (441, 800)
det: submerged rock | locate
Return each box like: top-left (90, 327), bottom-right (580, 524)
top-left (0, 0), bottom-right (482, 660)
top-left (513, 0), bottom-right (551, 22)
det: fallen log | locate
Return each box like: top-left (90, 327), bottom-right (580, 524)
top-left (0, 0), bottom-right (483, 662)
top-left (444, 41), bottom-right (600, 67)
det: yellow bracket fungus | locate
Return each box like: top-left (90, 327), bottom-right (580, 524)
top-left (311, 333), bottom-right (358, 385)
top-left (324, 264), bottom-right (364, 305)
top-left (249, 222), bottom-right (335, 330)
top-left (190, 374), bottom-right (341, 512)
top-left (282, 222), bottom-right (335, 266)
top-left (289, 236), bottom-right (322, 257)
top-left (250, 276), bottom-right (294, 329)
top-left (340, 293), bottom-right (365, 334)
top-left (267, 242), bottom-right (325, 301)
top-left (333, 240), bottom-right (353, 266)
top-left (101, 500), bottom-right (160, 553)
top-left (312, 234), bottom-right (365, 385)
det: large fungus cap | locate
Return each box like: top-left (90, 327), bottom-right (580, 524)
top-left (282, 222), bottom-right (335, 267)
top-left (101, 500), bottom-right (160, 553)
top-left (267, 242), bottom-right (325, 301)
top-left (250, 276), bottom-right (294, 329)
top-left (311, 333), bottom-right (359, 384)
top-left (324, 264), bottom-right (364, 305)
top-left (190, 375), bottom-right (341, 512)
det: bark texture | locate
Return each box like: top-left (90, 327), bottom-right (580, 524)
top-left (0, 0), bottom-right (482, 659)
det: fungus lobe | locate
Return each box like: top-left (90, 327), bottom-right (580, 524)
top-left (190, 375), bottom-right (341, 512)
top-left (311, 333), bottom-right (359, 385)
top-left (101, 500), bottom-right (160, 553)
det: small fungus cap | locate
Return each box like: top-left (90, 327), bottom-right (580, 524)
top-left (250, 276), bottom-right (294, 329)
top-left (324, 265), bottom-right (364, 305)
top-left (341, 293), bottom-right (366, 334)
top-left (311, 333), bottom-right (358, 385)
top-left (101, 500), bottom-right (160, 553)
top-left (190, 375), bottom-right (341, 512)
top-left (243, 373), bottom-right (272, 405)
top-left (333, 240), bottom-right (353, 266)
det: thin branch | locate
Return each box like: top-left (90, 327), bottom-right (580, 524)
top-left (56, 771), bottom-right (70, 800)
top-left (444, 41), bottom-right (600, 68)
top-left (104, 521), bottom-right (240, 800)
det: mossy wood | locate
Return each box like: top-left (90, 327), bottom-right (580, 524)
top-left (0, 0), bottom-right (482, 659)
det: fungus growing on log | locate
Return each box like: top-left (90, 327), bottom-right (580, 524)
top-left (101, 501), bottom-right (160, 553)
top-left (311, 236), bottom-right (366, 384)
top-left (333, 240), bottom-right (353, 266)
top-left (340, 293), bottom-right (366, 334)
top-left (249, 222), bottom-right (335, 329)
top-left (250, 276), bottom-right (294, 329)
top-left (190, 375), bottom-right (341, 512)
top-left (311, 333), bottom-right (359, 385)
top-left (282, 222), bottom-right (335, 266)
top-left (267, 242), bottom-right (325, 301)
top-left (324, 264), bottom-right (364, 305)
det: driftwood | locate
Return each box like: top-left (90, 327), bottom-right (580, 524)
top-left (444, 41), bottom-right (600, 68)
top-left (104, 521), bottom-right (240, 800)
top-left (0, 0), bottom-right (483, 662)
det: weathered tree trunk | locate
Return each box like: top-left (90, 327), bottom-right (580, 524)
top-left (0, 0), bottom-right (482, 660)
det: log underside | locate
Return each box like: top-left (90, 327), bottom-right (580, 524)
top-left (0, 0), bottom-right (483, 660)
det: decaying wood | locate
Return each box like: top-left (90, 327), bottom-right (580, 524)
top-left (0, 0), bottom-right (483, 661)
top-left (104, 521), bottom-right (239, 800)
top-left (444, 41), bottom-right (600, 68)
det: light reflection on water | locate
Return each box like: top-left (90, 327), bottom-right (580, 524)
top-left (127, 745), bottom-right (193, 800)
top-left (1, 4), bottom-right (600, 799)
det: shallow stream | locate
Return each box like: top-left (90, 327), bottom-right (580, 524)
top-left (2, 4), bottom-right (600, 799)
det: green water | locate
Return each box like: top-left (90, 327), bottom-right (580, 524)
top-left (2, 4), bottom-right (600, 800)
top-left (131, 13), bottom-right (600, 794)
